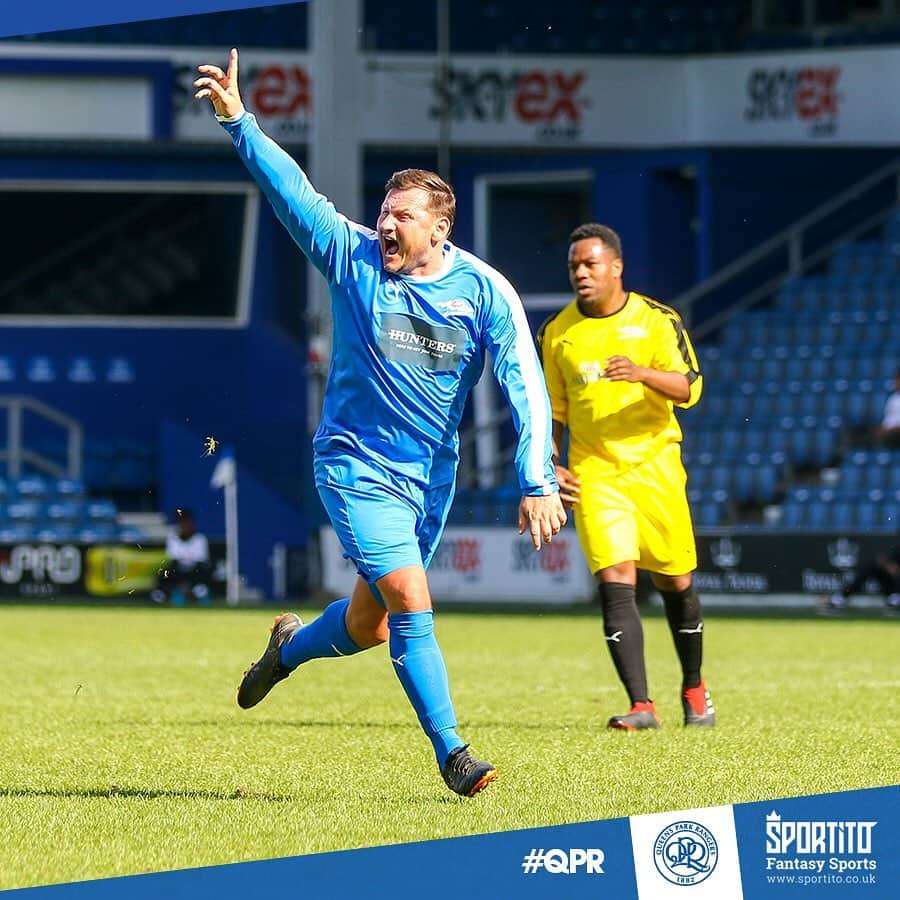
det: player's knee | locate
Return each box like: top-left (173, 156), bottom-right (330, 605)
top-left (653, 572), bottom-right (693, 593)
top-left (346, 607), bottom-right (388, 648)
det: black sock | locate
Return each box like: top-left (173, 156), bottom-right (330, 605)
top-left (661, 584), bottom-right (703, 689)
top-left (598, 581), bottom-right (648, 705)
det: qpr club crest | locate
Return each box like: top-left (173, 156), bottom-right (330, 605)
top-left (654, 821), bottom-right (719, 886)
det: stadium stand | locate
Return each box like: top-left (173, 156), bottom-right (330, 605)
top-left (0, 394), bottom-right (152, 542)
top-left (4, 1), bottom-right (748, 56)
top-left (13, 1), bottom-right (900, 58)
top-left (685, 211), bottom-right (900, 532)
top-left (0, 474), bottom-right (147, 543)
top-left (450, 209), bottom-right (900, 534)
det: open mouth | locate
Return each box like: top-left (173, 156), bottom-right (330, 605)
top-left (382, 238), bottom-right (400, 258)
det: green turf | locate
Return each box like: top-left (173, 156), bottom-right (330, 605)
top-left (1, 604), bottom-right (897, 889)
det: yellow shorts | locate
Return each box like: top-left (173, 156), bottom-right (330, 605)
top-left (573, 442), bottom-right (696, 576)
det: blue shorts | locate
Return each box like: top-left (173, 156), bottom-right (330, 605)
top-left (315, 455), bottom-right (455, 587)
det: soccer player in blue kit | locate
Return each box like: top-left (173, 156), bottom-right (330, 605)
top-left (195, 50), bottom-right (566, 797)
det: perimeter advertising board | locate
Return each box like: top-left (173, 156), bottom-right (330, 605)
top-left (0, 542), bottom-right (226, 599)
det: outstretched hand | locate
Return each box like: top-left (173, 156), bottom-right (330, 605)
top-left (194, 47), bottom-right (245, 119)
top-left (518, 493), bottom-right (568, 551)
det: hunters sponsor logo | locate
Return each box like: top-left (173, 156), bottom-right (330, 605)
top-left (765, 811), bottom-right (878, 881)
top-left (431, 66), bottom-right (588, 141)
top-left (377, 313), bottom-right (466, 371)
top-left (745, 66), bottom-right (841, 137)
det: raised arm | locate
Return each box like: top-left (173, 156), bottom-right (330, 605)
top-left (194, 48), bottom-right (357, 283)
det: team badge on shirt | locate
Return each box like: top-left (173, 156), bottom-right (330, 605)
top-left (437, 298), bottom-right (475, 317)
top-left (576, 361), bottom-right (604, 384)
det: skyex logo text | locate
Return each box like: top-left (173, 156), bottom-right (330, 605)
top-left (653, 821), bottom-right (719, 885)
top-left (520, 848), bottom-right (605, 875)
top-left (766, 811), bottom-right (878, 875)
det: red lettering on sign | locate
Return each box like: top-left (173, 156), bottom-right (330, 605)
top-left (514, 70), bottom-right (585, 124)
top-left (515, 72), bottom-right (550, 122)
top-left (540, 541), bottom-right (569, 574)
top-left (549, 71), bottom-right (585, 122)
top-left (252, 65), bottom-right (311, 117)
top-left (453, 540), bottom-right (481, 573)
top-left (795, 67), bottom-right (840, 120)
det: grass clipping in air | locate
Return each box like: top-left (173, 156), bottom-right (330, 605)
top-left (0, 605), bottom-right (896, 888)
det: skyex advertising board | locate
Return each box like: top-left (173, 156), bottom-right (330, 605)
top-left (2, 43), bottom-right (900, 146)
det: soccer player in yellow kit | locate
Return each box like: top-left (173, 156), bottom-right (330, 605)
top-left (537, 223), bottom-right (715, 730)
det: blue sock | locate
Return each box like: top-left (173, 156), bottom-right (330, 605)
top-left (388, 610), bottom-right (465, 768)
top-left (279, 597), bottom-right (362, 669)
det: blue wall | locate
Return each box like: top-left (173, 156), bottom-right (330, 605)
top-left (159, 420), bottom-right (308, 596)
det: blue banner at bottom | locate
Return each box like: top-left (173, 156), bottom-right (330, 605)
top-left (7, 785), bottom-right (897, 899)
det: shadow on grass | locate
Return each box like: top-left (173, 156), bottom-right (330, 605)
top-left (0, 784), bottom-right (478, 809)
top-left (0, 785), bottom-right (295, 802)
top-left (97, 718), bottom-right (562, 732)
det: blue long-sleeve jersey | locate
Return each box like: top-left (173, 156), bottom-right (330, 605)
top-left (223, 113), bottom-right (557, 495)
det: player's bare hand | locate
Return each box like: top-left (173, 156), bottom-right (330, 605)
top-left (604, 355), bottom-right (645, 383)
top-left (555, 464), bottom-right (581, 509)
top-left (518, 493), bottom-right (568, 551)
top-left (194, 47), bottom-right (244, 119)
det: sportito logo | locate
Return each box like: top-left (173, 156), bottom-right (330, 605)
top-left (654, 821), bottom-right (719, 886)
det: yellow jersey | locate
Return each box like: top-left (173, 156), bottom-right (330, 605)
top-left (536, 291), bottom-right (702, 477)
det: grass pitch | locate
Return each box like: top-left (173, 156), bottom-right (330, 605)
top-left (1, 603), bottom-right (897, 889)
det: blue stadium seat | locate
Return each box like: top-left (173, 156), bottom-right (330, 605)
top-left (7, 500), bottom-right (42, 523)
top-left (77, 524), bottom-right (118, 542)
top-left (708, 464), bottom-right (732, 492)
top-left (754, 465), bottom-right (779, 504)
top-left (45, 501), bottom-right (82, 524)
top-left (884, 503), bottom-right (900, 529)
top-left (85, 500), bottom-right (117, 523)
top-left (694, 503), bottom-right (724, 528)
top-left (54, 478), bottom-right (85, 499)
top-left (812, 430), bottom-right (838, 467)
top-left (34, 524), bottom-right (77, 542)
top-left (15, 475), bottom-right (50, 499)
top-left (787, 430), bottom-right (813, 467)
top-left (830, 502), bottom-right (854, 530)
top-left (67, 357), bottom-right (97, 383)
top-left (26, 356), bottom-right (56, 383)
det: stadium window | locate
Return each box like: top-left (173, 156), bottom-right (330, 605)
top-left (0, 184), bottom-right (256, 324)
